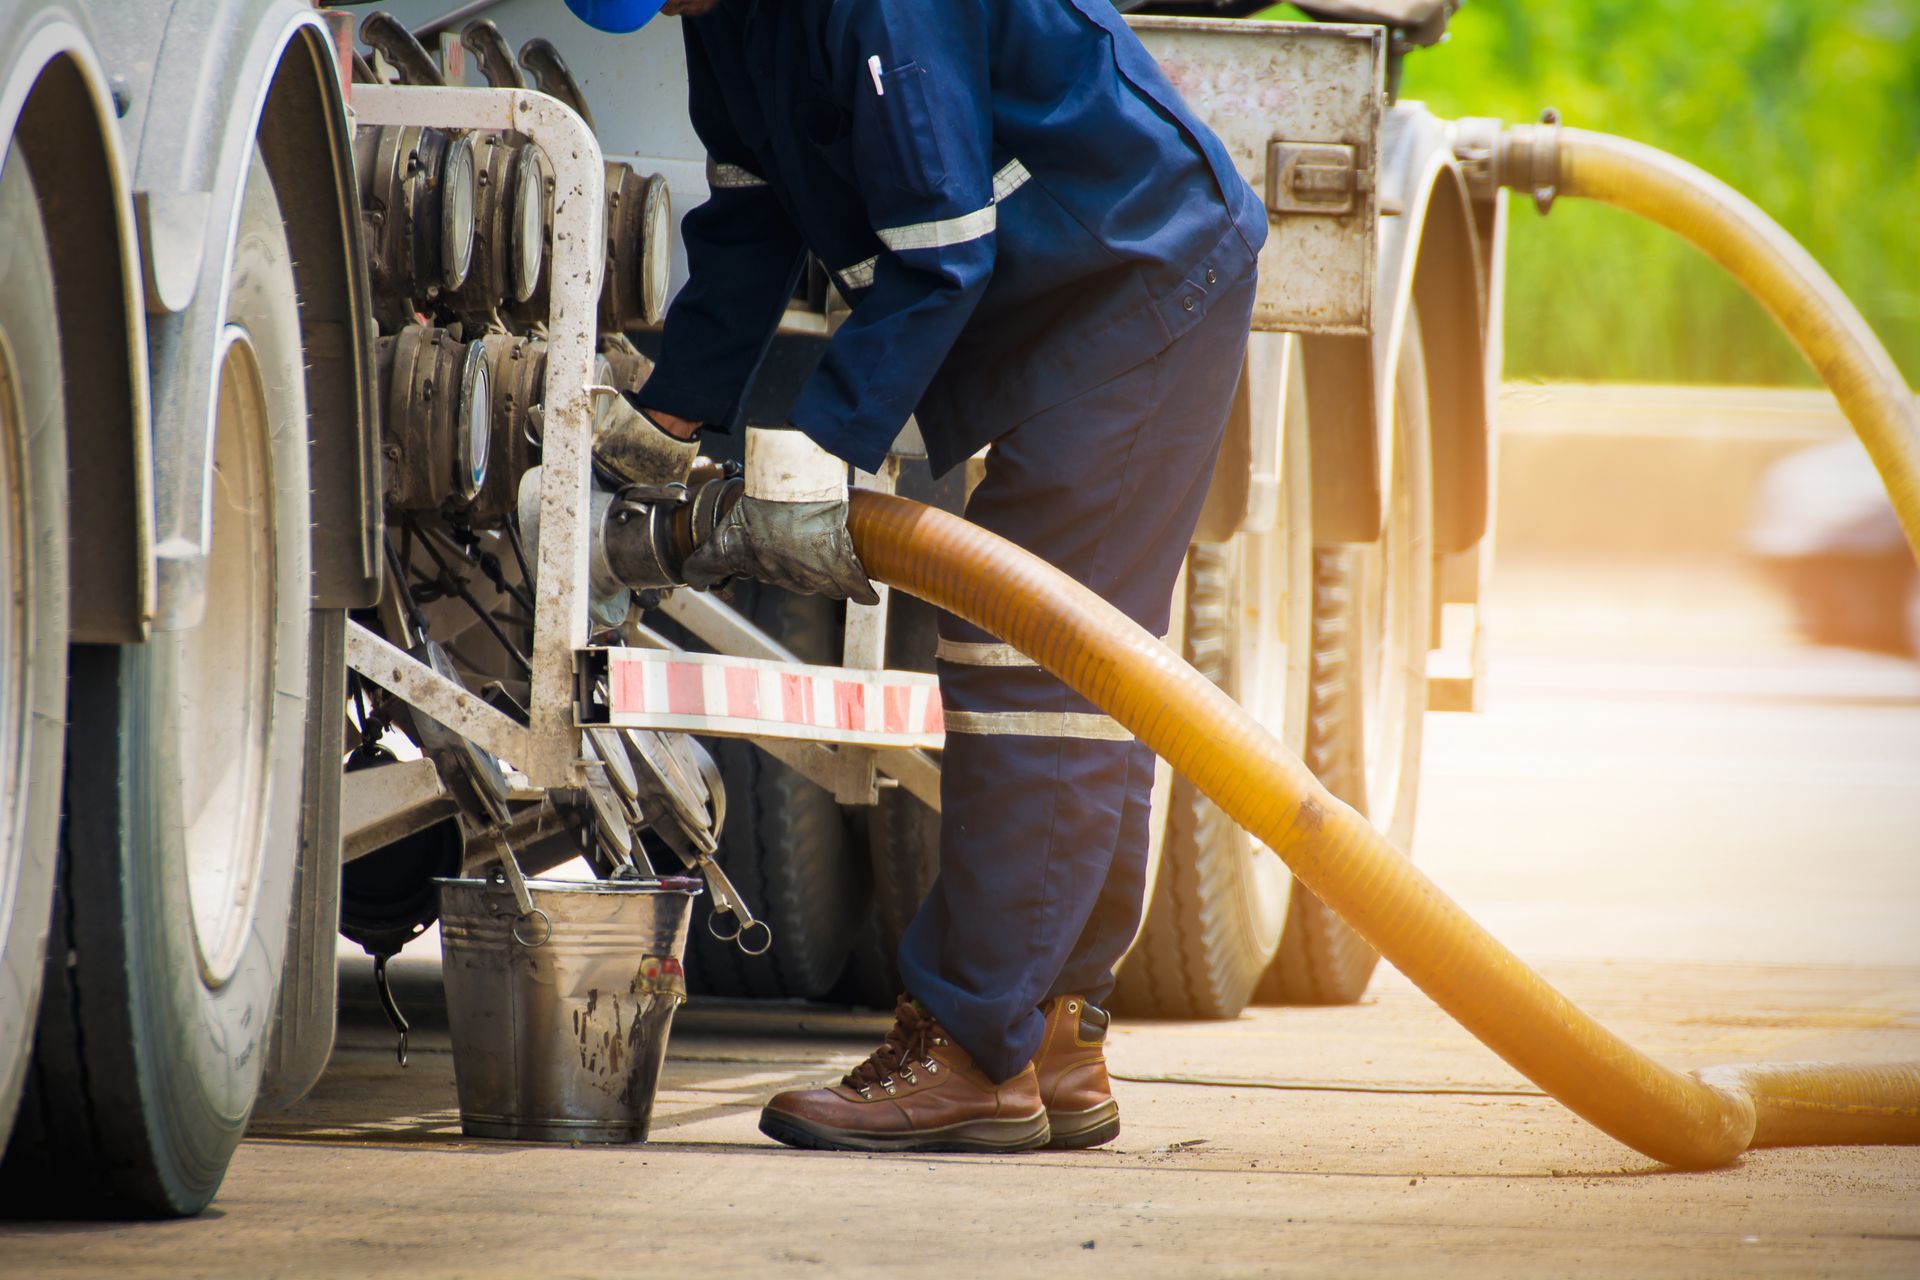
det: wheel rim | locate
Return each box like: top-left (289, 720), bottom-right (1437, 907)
top-left (1236, 521), bottom-right (1306, 755)
top-left (181, 327), bottom-right (277, 988)
top-left (1231, 335), bottom-right (1316, 932)
top-left (1141, 560), bottom-right (1187, 902)
top-left (0, 330), bottom-right (24, 931)
top-left (1355, 404), bottom-right (1416, 827)
top-left (1231, 527), bottom-right (1299, 927)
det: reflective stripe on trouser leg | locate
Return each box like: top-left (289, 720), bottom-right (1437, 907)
top-left (942, 709), bottom-right (1129, 740)
top-left (934, 638), bottom-right (1038, 668)
top-left (898, 270), bottom-right (1259, 1083)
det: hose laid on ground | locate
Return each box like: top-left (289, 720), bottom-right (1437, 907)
top-left (842, 126), bottom-right (1920, 1168)
top-left (849, 488), bottom-right (1920, 1168)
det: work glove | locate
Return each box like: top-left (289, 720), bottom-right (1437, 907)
top-left (681, 495), bottom-right (880, 605)
top-left (590, 389), bottom-right (700, 488)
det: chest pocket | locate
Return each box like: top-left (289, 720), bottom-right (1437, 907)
top-left (874, 60), bottom-right (949, 200)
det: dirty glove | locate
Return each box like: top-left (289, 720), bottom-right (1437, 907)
top-left (590, 389), bottom-right (700, 489)
top-left (681, 495), bottom-right (880, 605)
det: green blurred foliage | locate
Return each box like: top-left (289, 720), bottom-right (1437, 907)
top-left (1267, 1), bottom-right (1920, 385)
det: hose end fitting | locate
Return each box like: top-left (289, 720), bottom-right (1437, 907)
top-left (601, 471), bottom-right (743, 591)
top-left (1502, 109), bottom-right (1564, 215)
top-left (1456, 110), bottom-right (1564, 215)
top-left (1505, 108), bottom-right (1566, 216)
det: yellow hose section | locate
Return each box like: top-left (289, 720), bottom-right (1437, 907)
top-left (847, 490), bottom-right (1920, 1168)
top-left (1537, 126), bottom-right (1920, 563)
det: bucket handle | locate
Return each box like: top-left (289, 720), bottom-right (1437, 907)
top-left (511, 907), bottom-right (554, 948)
top-left (493, 830), bottom-right (549, 947)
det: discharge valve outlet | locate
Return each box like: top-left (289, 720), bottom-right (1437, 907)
top-left (601, 468), bottom-right (743, 593)
top-left (515, 458), bottom-right (741, 620)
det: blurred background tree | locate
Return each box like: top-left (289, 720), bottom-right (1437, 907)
top-left (1263, 1), bottom-right (1920, 386)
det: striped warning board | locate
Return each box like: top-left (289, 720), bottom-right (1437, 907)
top-left (596, 649), bottom-right (945, 750)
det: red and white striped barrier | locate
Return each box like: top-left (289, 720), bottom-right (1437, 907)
top-left (599, 649), bottom-right (945, 750)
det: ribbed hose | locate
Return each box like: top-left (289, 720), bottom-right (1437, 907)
top-left (840, 127), bottom-right (1920, 1170)
top-left (848, 490), bottom-right (1920, 1168)
top-left (1499, 125), bottom-right (1920, 562)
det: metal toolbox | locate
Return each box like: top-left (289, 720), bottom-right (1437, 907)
top-left (1130, 16), bottom-right (1385, 336)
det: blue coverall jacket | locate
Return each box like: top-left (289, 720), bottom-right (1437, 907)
top-left (635, 0), bottom-right (1270, 477)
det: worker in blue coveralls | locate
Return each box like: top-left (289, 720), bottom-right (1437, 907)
top-left (568, 0), bottom-right (1265, 1153)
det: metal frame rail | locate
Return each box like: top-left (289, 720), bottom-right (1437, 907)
top-left (342, 83), bottom-right (945, 810)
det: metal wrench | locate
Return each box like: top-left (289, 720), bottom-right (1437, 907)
top-left (692, 850), bottom-right (772, 956)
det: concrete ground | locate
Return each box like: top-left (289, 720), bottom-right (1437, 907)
top-left (7, 409), bottom-right (1919, 1274)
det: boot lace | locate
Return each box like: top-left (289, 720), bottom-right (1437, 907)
top-left (843, 994), bottom-right (945, 1097)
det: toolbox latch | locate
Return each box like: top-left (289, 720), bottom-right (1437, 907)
top-left (1267, 141), bottom-right (1368, 216)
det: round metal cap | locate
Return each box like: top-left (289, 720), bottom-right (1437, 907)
top-left (440, 133), bottom-right (478, 292)
top-left (457, 339), bottom-right (491, 502)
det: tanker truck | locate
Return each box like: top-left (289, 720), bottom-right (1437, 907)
top-left (0, 0), bottom-right (1501, 1215)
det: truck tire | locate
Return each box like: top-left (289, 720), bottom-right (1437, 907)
top-left (687, 586), bottom-right (867, 1000)
top-left (0, 146), bottom-right (70, 1154)
top-left (2, 149), bottom-right (312, 1216)
top-left (256, 608), bottom-right (348, 1112)
top-left (1261, 311), bottom-right (1434, 1005)
top-left (1111, 336), bottom-right (1315, 1020)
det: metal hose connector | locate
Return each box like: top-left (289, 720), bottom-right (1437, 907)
top-left (846, 489), bottom-right (1920, 1168)
top-left (1494, 124), bottom-right (1920, 562)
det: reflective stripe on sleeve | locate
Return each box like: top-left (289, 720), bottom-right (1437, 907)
top-left (706, 156), bottom-right (769, 189)
top-left (837, 256), bottom-right (878, 291)
top-left (864, 159), bottom-right (1027, 261)
top-left (875, 204), bottom-right (997, 252)
top-left (935, 639), bottom-right (1039, 668)
top-left (941, 710), bottom-right (1132, 741)
top-left (991, 158), bottom-right (1031, 202)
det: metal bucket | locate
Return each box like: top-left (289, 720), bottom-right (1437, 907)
top-left (435, 875), bottom-right (701, 1143)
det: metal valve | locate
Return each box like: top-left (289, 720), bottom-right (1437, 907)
top-left (374, 325), bottom-right (491, 512)
top-left (602, 470), bottom-right (743, 594)
top-left (512, 459), bottom-right (740, 633)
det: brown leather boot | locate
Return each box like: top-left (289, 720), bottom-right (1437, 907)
top-left (1033, 995), bottom-right (1119, 1149)
top-left (759, 996), bottom-right (1051, 1153)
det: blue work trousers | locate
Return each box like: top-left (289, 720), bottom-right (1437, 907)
top-left (898, 271), bottom-right (1258, 1082)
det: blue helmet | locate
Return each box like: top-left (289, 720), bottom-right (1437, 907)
top-left (563, 0), bottom-right (667, 34)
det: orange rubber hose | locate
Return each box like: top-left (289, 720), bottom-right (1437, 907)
top-left (842, 124), bottom-right (1920, 1167)
top-left (1504, 125), bottom-right (1920, 563)
top-left (847, 489), bottom-right (1920, 1168)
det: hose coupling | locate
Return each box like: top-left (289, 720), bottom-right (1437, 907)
top-left (602, 471), bottom-right (743, 592)
top-left (1504, 109), bottom-right (1564, 215)
top-left (1452, 109), bottom-right (1563, 215)
top-left (514, 461), bottom-right (739, 628)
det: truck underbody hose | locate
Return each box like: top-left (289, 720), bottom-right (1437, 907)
top-left (841, 126), bottom-right (1920, 1168)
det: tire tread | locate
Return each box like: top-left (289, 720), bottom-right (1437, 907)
top-left (1112, 547), bottom-right (1280, 1019)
